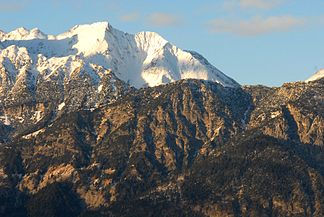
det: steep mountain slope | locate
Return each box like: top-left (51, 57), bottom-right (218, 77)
top-left (0, 77), bottom-right (324, 217)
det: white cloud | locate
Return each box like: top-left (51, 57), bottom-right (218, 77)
top-left (239, 0), bottom-right (284, 9)
top-left (223, 0), bottom-right (285, 10)
top-left (148, 13), bottom-right (182, 27)
top-left (120, 12), bottom-right (139, 22)
top-left (0, 1), bottom-right (27, 12)
top-left (208, 16), bottom-right (305, 36)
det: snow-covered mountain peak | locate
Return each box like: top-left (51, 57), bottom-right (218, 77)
top-left (57, 21), bottom-right (111, 40)
top-left (72, 21), bottom-right (111, 32)
top-left (0, 21), bottom-right (239, 89)
top-left (29, 28), bottom-right (47, 39)
top-left (8, 27), bottom-right (29, 38)
top-left (56, 22), bottom-right (110, 56)
top-left (306, 69), bottom-right (324, 82)
top-left (1, 27), bottom-right (47, 41)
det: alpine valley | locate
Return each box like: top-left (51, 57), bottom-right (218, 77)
top-left (0, 22), bottom-right (324, 217)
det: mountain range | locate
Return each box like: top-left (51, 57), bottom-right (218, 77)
top-left (0, 22), bottom-right (323, 217)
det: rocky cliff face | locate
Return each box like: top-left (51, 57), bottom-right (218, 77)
top-left (0, 75), bottom-right (323, 216)
top-left (246, 79), bottom-right (324, 145)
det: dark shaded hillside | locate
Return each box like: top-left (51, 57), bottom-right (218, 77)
top-left (185, 134), bottom-right (324, 216)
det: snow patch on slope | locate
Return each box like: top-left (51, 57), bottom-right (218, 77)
top-left (306, 69), bottom-right (324, 82)
top-left (58, 102), bottom-right (65, 111)
top-left (22, 128), bottom-right (45, 139)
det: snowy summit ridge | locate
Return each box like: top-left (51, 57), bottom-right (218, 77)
top-left (0, 21), bottom-right (239, 89)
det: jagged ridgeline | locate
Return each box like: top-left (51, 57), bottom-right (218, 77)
top-left (0, 22), bottom-right (324, 217)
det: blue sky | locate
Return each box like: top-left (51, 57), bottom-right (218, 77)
top-left (1, 0), bottom-right (324, 86)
